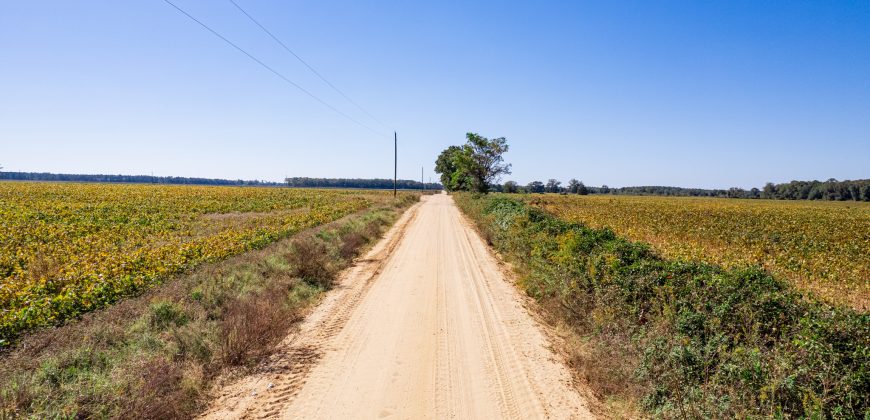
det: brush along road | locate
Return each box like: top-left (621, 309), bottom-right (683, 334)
top-left (202, 194), bottom-right (593, 419)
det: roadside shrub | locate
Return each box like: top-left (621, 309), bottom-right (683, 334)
top-left (339, 231), bottom-right (368, 260)
top-left (121, 357), bottom-right (192, 420)
top-left (218, 284), bottom-right (298, 366)
top-left (287, 237), bottom-right (338, 289)
top-left (363, 219), bottom-right (383, 241)
top-left (454, 193), bottom-right (869, 418)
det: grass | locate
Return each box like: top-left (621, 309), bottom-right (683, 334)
top-left (455, 193), bottom-right (868, 418)
top-left (0, 194), bottom-right (418, 419)
top-left (523, 194), bottom-right (870, 310)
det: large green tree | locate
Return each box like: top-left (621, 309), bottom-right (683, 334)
top-left (434, 145), bottom-right (468, 191)
top-left (435, 133), bottom-right (511, 193)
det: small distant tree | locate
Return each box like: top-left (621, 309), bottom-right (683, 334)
top-left (762, 182), bottom-right (776, 199)
top-left (727, 187), bottom-right (745, 198)
top-left (601, 184), bottom-right (611, 194)
top-left (527, 181), bottom-right (545, 193)
top-left (578, 181), bottom-right (589, 195)
top-left (567, 179), bottom-right (580, 194)
top-left (503, 181), bottom-right (519, 193)
top-left (545, 179), bottom-right (562, 193)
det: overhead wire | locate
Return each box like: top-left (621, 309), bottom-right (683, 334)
top-left (228, 0), bottom-right (389, 129)
top-left (162, 0), bottom-right (388, 138)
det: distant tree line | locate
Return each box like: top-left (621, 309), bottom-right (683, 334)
top-left (8, 170), bottom-right (863, 200)
top-left (760, 179), bottom-right (870, 201)
top-left (0, 171), bottom-right (443, 190)
top-left (0, 171), bottom-right (284, 186)
top-left (493, 178), bottom-right (870, 202)
top-left (284, 177), bottom-right (441, 190)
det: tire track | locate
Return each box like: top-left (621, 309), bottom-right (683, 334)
top-left (201, 194), bottom-right (593, 419)
top-left (198, 202), bottom-right (421, 420)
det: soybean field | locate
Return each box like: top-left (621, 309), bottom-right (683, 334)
top-left (0, 182), bottom-right (407, 345)
top-left (526, 194), bottom-right (870, 310)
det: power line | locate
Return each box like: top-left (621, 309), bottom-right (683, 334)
top-left (228, 0), bottom-right (388, 129)
top-left (162, 0), bottom-right (387, 138)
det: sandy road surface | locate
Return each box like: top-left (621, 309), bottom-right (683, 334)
top-left (201, 194), bottom-right (593, 419)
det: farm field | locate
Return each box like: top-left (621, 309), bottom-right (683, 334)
top-left (0, 181), bottom-right (407, 345)
top-left (525, 194), bottom-right (870, 310)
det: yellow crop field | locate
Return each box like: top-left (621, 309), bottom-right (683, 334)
top-left (525, 194), bottom-right (870, 310)
top-left (0, 181), bottom-right (407, 344)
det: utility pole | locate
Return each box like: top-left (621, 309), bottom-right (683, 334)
top-left (421, 166), bottom-right (424, 194)
top-left (393, 132), bottom-right (397, 199)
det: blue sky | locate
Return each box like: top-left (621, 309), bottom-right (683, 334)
top-left (1, 1), bottom-right (868, 188)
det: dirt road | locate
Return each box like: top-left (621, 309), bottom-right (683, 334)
top-left (201, 194), bottom-right (593, 419)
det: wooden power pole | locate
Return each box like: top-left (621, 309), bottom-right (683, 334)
top-left (393, 132), bottom-right (397, 198)
top-left (421, 166), bottom-right (424, 194)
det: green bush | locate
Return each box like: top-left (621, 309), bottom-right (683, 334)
top-left (148, 301), bottom-right (189, 330)
top-left (455, 194), bottom-right (869, 418)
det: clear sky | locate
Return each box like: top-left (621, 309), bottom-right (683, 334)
top-left (1, 1), bottom-right (868, 189)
